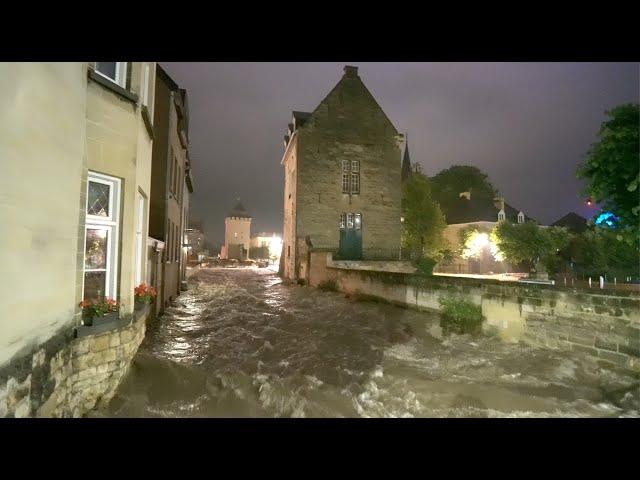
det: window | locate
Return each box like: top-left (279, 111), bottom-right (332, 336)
top-left (83, 173), bottom-right (121, 301)
top-left (339, 213), bottom-right (346, 229)
top-left (287, 245), bottom-right (291, 258)
top-left (347, 213), bottom-right (354, 229)
top-left (135, 192), bottom-right (146, 286)
top-left (517, 211), bottom-right (525, 224)
top-left (342, 173), bottom-right (350, 193)
top-left (350, 173), bottom-right (360, 194)
top-left (95, 62), bottom-right (127, 88)
top-left (354, 213), bottom-right (362, 230)
top-left (341, 159), bottom-right (360, 194)
top-left (498, 209), bottom-right (506, 222)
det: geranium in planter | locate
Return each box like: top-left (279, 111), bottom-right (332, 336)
top-left (134, 283), bottom-right (157, 310)
top-left (79, 298), bottom-right (120, 326)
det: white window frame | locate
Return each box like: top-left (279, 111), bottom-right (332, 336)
top-left (135, 192), bottom-right (146, 286)
top-left (517, 212), bottom-right (525, 224)
top-left (498, 209), bottom-right (506, 222)
top-left (83, 172), bottom-right (121, 300)
top-left (95, 62), bottom-right (128, 88)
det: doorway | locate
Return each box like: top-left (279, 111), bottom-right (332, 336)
top-left (338, 212), bottom-right (362, 260)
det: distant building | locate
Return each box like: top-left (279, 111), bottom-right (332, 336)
top-left (149, 65), bottom-right (193, 310)
top-left (250, 232), bottom-right (282, 260)
top-left (281, 65), bottom-right (406, 281)
top-left (437, 194), bottom-right (535, 275)
top-left (185, 227), bottom-right (205, 260)
top-left (221, 200), bottom-right (252, 260)
top-left (551, 212), bottom-right (587, 233)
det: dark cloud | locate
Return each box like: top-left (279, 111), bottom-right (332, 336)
top-left (162, 62), bottom-right (638, 246)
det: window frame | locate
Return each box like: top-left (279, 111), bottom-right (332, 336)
top-left (350, 173), bottom-right (360, 194)
top-left (83, 172), bottom-right (121, 301)
top-left (135, 191), bottom-right (146, 286)
top-left (95, 62), bottom-right (128, 89)
top-left (142, 64), bottom-right (150, 107)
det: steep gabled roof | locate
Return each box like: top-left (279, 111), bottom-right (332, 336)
top-left (401, 138), bottom-right (412, 182)
top-left (284, 65), bottom-right (399, 150)
top-left (445, 197), bottom-right (536, 225)
top-left (551, 212), bottom-right (587, 233)
top-left (227, 199), bottom-right (251, 219)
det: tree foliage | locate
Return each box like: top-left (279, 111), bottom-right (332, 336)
top-left (569, 227), bottom-right (640, 279)
top-left (577, 103), bottom-right (639, 245)
top-left (491, 221), bottom-right (570, 274)
top-left (430, 165), bottom-right (498, 221)
top-left (401, 173), bottom-right (447, 260)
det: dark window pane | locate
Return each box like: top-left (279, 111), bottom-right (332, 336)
top-left (96, 62), bottom-right (117, 81)
top-left (342, 173), bottom-right (350, 193)
top-left (87, 181), bottom-right (110, 217)
top-left (85, 228), bottom-right (108, 269)
top-left (84, 271), bottom-right (106, 301)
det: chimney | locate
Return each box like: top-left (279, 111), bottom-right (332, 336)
top-left (493, 196), bottom-right (505, 210)
top-left (343, 65), bottom-right (359, 78)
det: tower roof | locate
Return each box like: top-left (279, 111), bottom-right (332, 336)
top-left (227, 199), bottom-right (251, 219)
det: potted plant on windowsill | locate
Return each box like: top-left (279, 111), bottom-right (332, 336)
top-left (134, 283), bottom-right (157, 311)
top-left (79, 298), bottom-right (120, 326)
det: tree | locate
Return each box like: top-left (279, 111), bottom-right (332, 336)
top-left (430, 165), bottom-right (498, 222)
top-left (571, 227), bottom-right (640, 280)
top-left (577, 103), bottom-right (639, 246)
top-left (401, 173), bottom-right (447, 261)
top-left (491, 221), bottom-right (570, 275)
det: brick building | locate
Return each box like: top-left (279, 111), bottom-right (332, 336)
top-left (281, 65), bottom-right (406, 281)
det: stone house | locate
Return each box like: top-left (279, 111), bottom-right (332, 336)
top-left (436, 193), bottom-right (536, 275)
top-left (149, 65), bottom-right (193, 311)
top-left (221, 200), bottom-right (252, 260)
top-left (281, 65), bottom-right (406, 282)
top-left (0, 62), bottom-right (156, 417)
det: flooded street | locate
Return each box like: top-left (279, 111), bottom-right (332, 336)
top-left (96, 267), bottom-right (639, 418)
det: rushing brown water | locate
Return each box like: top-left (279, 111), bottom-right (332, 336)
top-left (95, 266), bottom-right (640, 418)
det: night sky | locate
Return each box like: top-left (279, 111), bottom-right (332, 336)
top-left (162, 62), bottom-right (639, 249)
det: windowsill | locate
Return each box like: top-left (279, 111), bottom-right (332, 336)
top-left (88, 69), bottom-right (139, 105)
top-left (74, 304), bottom-right (150, 338)
top-left (141, 105), bottom-right (154, 140)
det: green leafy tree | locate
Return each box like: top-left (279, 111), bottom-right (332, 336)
top-left (577, 103), bottom-right (639, 245)
top-left (571, 227), bottom-right (640, 279)
top-left (401, 173), bottom-right (447, 261)
top-left (491, 222), bottom-right (570, 275)
top-left (430, 165), bottom-right (498, 222)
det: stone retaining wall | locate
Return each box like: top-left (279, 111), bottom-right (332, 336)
top-left (309, 251), bottom-right (640, 371)
top-left (0, 306), bottom-right (149, 418)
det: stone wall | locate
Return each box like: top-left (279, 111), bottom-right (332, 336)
top-left (309, 251), bottom-right (640, 371)
top-left (0, 307), bottom-right (149, 418)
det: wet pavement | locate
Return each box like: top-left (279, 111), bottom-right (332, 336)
top-left (94, 267), bottom-right (640, 417)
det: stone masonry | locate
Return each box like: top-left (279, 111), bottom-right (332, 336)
top-left (281, 65), bottom-right (405, 281)
top-left (0, 307), bottom-right (148, 418)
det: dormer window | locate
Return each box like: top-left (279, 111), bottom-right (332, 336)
top-left (498, 209), bottom-right (506, 222)
top-left (517, 211), bottom-right (525, 224)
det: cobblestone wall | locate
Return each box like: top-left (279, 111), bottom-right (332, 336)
top-left (0, 307), bottom-right (148, 418)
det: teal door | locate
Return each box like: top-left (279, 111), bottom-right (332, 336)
top-left (339, 213), bottom-right (362, 260)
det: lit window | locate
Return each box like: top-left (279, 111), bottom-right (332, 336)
top-left (347, 213), bottom-right (354, 229)
top-left (517, 211), bottom-right (525, 224)
top-left (339, 213), bottom-right (346, 229)
top-left (95, 62), bottom-right (128, 88)
top-left (84, 172), bottom-right (121, 301)
top-left (498, 209), bottom-right (506, 222)
top-left (354, 213), bottom-right (362, 230)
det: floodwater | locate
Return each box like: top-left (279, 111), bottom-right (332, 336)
top-left (95, 267), bottom-right (640, 418)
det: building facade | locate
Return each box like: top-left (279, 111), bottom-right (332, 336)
top-left (0, 61), bottom-right (156, 417)
top-left (221, 200), bottom-right (251, 260)
top-left (436, 194), bottom-right (534, 275)
top-left (149, 65), bottom-right (192, 310)
top-left (281, 65), bottom-right (405, 281)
